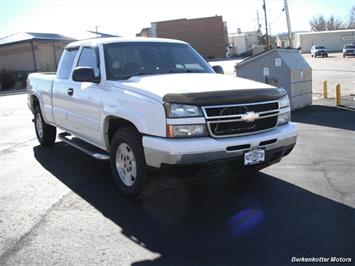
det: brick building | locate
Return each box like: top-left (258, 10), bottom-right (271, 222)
top-left (137, 16), bottom-right (228, 59)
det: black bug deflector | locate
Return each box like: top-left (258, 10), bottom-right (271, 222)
top-left (163, 88), bottom-right (287, 105)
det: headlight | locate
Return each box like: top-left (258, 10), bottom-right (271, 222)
top-left (165, 103), bottom-right (203, 118)
top-left (167, 124), bottom-right (207, 138)
top-left (279, 94), bottom-right (290, 109)
top-left (278, 112), bottom-right (290, 126)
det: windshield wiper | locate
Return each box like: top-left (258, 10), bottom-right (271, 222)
top-left (117, 71), bottom-right (147, 80)
top-left (169, 69), bottom-right (204, 74)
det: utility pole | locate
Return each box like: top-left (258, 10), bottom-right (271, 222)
top-left (284, 0), bottom-right (292, 47)
top-left (253, 10), bottom-right (262, 33)
top-left (257, 10), bottom-right (261, 45)
top-left (257, 10), bottom-right (261, 31)
top-left (263, 0), bottom-right (269, 48)
top-left (95, 26), bottom-right (100, 38)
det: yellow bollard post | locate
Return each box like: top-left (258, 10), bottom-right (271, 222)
top-left (322, 80), bottom-right (328, 98)
top-left (335, 83), bottom-right (341, 106)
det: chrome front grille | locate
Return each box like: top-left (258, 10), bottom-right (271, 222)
top-left (202, 101), bottom-right (279, 138)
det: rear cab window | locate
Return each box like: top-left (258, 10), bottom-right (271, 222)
top-left (58, 48), bottom-right (79, 79)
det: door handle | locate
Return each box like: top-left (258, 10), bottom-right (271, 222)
top-left (67, 88), bottom-right (74, 96)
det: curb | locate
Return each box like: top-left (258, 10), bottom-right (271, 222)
top-left (0, 89), bottom-right (26, 96)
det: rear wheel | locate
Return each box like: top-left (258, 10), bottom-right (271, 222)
top-left (34, 105), bottom-right (56, 146)
top-left (110, 127), bottom-right (151, 199)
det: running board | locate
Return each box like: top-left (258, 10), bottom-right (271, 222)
top-left (58, 132), bottom-right (110, 160)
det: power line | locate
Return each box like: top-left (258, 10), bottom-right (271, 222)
top-left (271, 8), bottom-right (285, 25)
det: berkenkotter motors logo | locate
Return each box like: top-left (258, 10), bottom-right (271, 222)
top-left (291, 257), bottom-right (352, 263)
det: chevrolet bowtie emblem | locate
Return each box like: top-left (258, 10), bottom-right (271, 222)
top-left (241, 111), bottom-right (259, 122)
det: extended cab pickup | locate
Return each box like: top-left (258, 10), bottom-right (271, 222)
top-left (27, 37), bottom-right (297, 198)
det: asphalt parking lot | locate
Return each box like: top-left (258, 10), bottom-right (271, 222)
top-left (1, 52), bottom-right (355, 264)
top-left (304, 53), bottom-right (355, 98)
top-left (1, 91), bottom-right (354, 265)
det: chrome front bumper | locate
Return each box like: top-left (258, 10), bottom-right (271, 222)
top-left (143, 122), bottom-right (298, 168)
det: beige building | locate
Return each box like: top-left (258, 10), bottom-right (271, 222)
top-left (293, 29), bottom-right (355, 53)
top-left (228, 30), bottom-right (261, 56)
top-left (276, 33), bottom-right (292, 48)
top-left (0, 32), bottom-right (74, 72)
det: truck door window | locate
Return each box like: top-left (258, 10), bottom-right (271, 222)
top-left (58, 48), bottom-right (78, 79)
top-left (77, 47), bottom-right (100, 78)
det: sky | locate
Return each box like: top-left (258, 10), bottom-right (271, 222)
top-left (0, 0), bottom-right (354, 39)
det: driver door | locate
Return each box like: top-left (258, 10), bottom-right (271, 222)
top-left (63, 46), bottom-right (103, 145)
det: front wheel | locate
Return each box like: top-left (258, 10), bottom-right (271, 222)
top-left (110, 127), bottom-right (151, 199)
top-left (34, 105), bottom-right (56, 146)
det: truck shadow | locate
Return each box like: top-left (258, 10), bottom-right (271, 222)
top-left (292, 104), bottom-right (355, 131)
top-left (33, 143), bottom-right (355, 266)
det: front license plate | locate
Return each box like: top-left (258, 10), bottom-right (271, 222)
top-left (244, 149), bottom-right (265, 165)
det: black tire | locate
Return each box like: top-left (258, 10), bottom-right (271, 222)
top-left (34, 105), bottom-right (56, 146)
top-left (110, 127), bottom-right (151, 199)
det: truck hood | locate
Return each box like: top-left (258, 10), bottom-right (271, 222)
top-left (114, 73), bottom-right (286, 105)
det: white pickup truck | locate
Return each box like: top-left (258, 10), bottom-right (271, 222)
top-left (27, 37), bottom-right (297, 198)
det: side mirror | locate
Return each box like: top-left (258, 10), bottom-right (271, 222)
top-left (72, 67), bottom-right (100, 83)
top-left (212, 65), bottom-right (224, 74)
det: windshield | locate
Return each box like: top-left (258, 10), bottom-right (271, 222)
top-left (104, 42), bottom-right (214, 80)
top-left (315, 46), bottom-right (326, 49)
top-left (345, 45), bottom-right (355, 49)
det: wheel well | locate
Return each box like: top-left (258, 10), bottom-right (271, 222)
top-left (32, 96), bottom-right (39, 106)
top-left (106, 117), bottom-right (140, 146)
top-left (31, 96), bottom-right (40, 112)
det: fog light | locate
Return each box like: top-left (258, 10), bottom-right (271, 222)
top-left (278, 112), bottom-right (290, 126)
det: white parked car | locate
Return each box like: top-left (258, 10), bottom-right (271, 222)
top-left (343, 44), bottom-right (355, 58)
top-left (27, 37), bottom-right (297, 198)
top-left (311, 45), bottom-right (328, 58)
